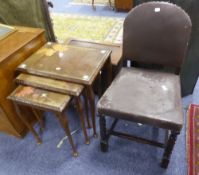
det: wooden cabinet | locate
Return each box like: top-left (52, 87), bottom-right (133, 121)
top-left (115, 0), bottom-right (133, 11)
top-left (0, 26), bottom-right (46, 138)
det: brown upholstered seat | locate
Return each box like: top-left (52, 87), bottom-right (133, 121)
top-left (97, 1), bottom-right (192, 169)
top-left (98, 68), bottom-right (183, 131)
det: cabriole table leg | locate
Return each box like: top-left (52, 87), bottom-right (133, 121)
top-left (86, 85), bottom-right (97, 137)
top-left (56, 112), bottom-right (78, 157)
top-left (75, 96), bottom-right (90, 145)
top-left (14, 103), bottom-right (42, 144)
top-left (83, 89), bottom-right (91, 129)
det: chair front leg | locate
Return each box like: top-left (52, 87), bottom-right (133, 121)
top-left (161, 130), bottom-right (179, 168)
top-left (99, 114), bottom-right (108, 152)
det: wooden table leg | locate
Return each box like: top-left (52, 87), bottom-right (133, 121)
top-left (14, 103), bottom-right (42, 144)
top-left (56, 113), bottom-right (78, 157)
top-left (101, 56), bottom-right (112, 93)
top-left (31, 108), bottom-right (45, 132)
top-left (109, 0), bottom-right (111, 7)
top-left (92, 0), bottom-right (96, 10)
top-left (106, 56), bottom-right (112, 86)
top-left (75, 96), bottom-right (90, 145)
top-left (161, 130), bottom-right (179, 168)
top-left (97, 73), bottom-right (102, 98)
top-left (83, 90), bottom-right (91, 129)
top-left (86, 85), bottom-right (97, 137)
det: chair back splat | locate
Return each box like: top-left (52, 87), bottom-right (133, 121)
top-left (122, 2), bottom-right (192, 71)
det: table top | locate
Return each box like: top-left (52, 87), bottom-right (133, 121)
top-left (8, 85), bottom-right (71, 112)
top-left (67, 38), bottom-right (122, 66)
top-left (15, 74), bottom-right (84, 96)
top-left (17, 42), bottom-right (111, 85)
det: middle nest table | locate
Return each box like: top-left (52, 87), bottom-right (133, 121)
top-left (16, 42), bottom-right (112, 137)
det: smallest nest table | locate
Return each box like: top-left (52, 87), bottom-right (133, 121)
top-left (8, 82), bottom-right (89, 157)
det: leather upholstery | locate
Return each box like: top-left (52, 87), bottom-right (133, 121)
top-left (122, 2), bottom-right (192, 68)
top-left (97, 68), bottom-right (183, 131)
top-left (97, 2), bottom-right (192, 131)
top-left (97, 3), bottom-right (192, 168)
